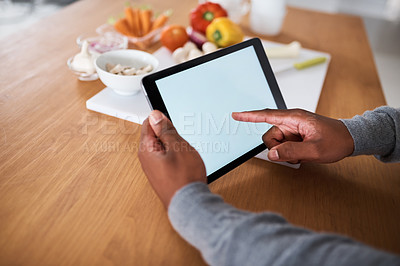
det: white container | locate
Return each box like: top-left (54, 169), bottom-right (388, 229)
top-left (250, 0), bottom-right (287, 36)
top-left (95, 49), bottom-right (159, 96)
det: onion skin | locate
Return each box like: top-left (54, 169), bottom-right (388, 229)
top-left (187, 27), bottom-right (207, 49)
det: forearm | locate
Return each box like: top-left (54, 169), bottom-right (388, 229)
top-left (168, 182), bottom-right (399, 266)
top-left (340, 106), bottom-right (400, 162)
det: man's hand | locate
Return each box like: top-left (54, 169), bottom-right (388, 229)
top-left (138, 110), bottom-right (207, 208)
top-left (232, 109), bottom-right (354, 164)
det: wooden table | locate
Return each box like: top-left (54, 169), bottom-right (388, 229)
top-left (1, 0), bottom-right (399, 265)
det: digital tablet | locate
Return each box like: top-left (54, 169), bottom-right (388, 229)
top-left (142, 38), bottom-right (287, 183)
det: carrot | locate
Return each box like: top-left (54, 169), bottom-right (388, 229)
top-left (114, 18), bottom-right (134, 36)
top-left (132, 8), bottom-right (142, 36)
top-left (139, 9), bottom-right (153, 36)
top-left (151, 9), bottom-right (172, 31)
top-left (124, 7), bottom-right (137, 36)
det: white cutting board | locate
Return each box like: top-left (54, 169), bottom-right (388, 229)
top-left (86, 39), bottom-right (331, 168)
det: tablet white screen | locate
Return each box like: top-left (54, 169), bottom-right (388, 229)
top-left (155, 46), bottom-right (277, 176)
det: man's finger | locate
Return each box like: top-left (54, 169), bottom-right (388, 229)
top-left (262, 126), bottom-right (284, 149)
top-left (149, 110), bottom-right (181, 145)
top-left (232, 109), bottom-right (306, 126)
top-left (140, 118), bottom-right (164, 153)
top-left (268, 141), bottom-right (319, 163)
top-left (141, 118), bottom-right (156, 142)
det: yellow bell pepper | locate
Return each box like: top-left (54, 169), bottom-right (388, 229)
top-left (206, 17), bottom-right (244, 48)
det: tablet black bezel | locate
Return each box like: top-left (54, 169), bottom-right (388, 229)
top-left (142, 38), bottom-right (287, 183)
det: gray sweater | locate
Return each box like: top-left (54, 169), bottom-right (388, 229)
top-left (168, 106), bottom-right (400, 266)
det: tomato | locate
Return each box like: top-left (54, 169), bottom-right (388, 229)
top-left (161, 25), bottom-right (189, 52)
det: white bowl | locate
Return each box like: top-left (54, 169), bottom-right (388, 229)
top-left (95, 49), bottom-right (159, 96)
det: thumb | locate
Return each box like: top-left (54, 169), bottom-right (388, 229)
top-left (149, 110), bottom-right (180, 145)
top-left (268, 141), bottom-right (318, 163)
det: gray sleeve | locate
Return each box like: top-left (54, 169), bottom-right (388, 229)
top-left (340, 106), bottom-right (400, 162)
top-left (168, 182), bottom-right (400, 266)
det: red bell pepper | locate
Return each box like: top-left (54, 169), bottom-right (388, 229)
top-left (190, 2), bottom-right (228, 34)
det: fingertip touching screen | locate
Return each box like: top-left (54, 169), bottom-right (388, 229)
top-left (142, 38), bottom-right (286, 183)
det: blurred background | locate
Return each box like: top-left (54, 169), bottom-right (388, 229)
top-left (0, 0), bottom-right (399, 107)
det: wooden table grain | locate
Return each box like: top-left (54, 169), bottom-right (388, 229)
top-left (0, 0), bottom-right (399, 265)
